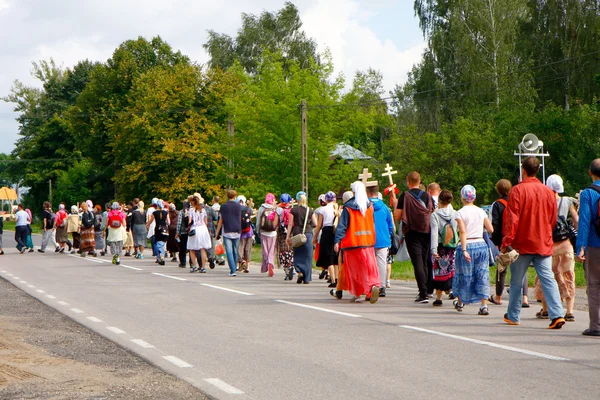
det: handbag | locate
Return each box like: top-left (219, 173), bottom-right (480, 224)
top-left (291, 206), bottom-right (310, 248)
top-left (389, 233), bottom-right (401, 256)
top-left (188, 228), bottom-right (196, 237)
top-left (394, 222), bottom-right (411, 262)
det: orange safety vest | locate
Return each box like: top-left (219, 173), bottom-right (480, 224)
top-left (340, 206), bottom-right (376, 249)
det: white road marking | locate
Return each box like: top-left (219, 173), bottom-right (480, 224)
top-left (275, 300), bottom-right (362, 318)
top-left (27, 284), bottom-right (35, 288)
top-left (120, 264), bottom-right (143, 271)
top-left (1, 270), bottom-right (5, 273)
top-left (87, 316), bottom-right (102, 323)
top-left (46, 295), bottom-right (56, 299)
top-left (70, 308), bottom-right (84, 314)
top-left (400, 325), bottom-right (569, 361)
top-left (204, 378), bottom-right (244, 395)
top-left (131, 339), bottom-right (155, 348)
top-left (7, 273), bottom-right (13, 276)
top-left (152, 273), bottom-right (187, 281)
top-left (57, 301), bottom-right (69, 306)
top-left (13, 276), bottom-right (19, 279)
top-left (201, 284), bottom-right (254, 296)
top-left (163, 356), bottom-right (193, 368)
top-left (68, 254), bottom-right (104, 263)
top-left (36, 289), bottom-right (45, 293)
top-left (107, 327), bottom-right (126, 334)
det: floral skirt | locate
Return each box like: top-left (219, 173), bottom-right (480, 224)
top-left (80, 227), bottom-right (96, 252)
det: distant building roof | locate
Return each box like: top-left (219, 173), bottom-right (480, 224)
top-left (330, 142), bottom-right (373, 161)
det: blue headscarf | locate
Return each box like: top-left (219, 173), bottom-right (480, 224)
top-left (280, 193), bottom-right (292, 204)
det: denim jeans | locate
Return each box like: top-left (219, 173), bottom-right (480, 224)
top-left (155, 241), bottom-right (166, 261)
top-left (150, 235), bottom-right (157, 256)
top-left (507, 254), bottom-right (564, 322)
top-left (223, 237), bottom-right (240, 274)
top-left (15, 225), bottom-right (28, 248)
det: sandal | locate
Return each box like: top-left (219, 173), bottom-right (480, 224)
top-left (535, 308), bottom-right (549, 319)
top-left (565, 313), bottom-right (575, 322)
top-left (453, 300), bottom-right (464, 312)
top-left (488, 296), bottom-right (502, 305)
top-left (478, 306), bottom-right (489, 315)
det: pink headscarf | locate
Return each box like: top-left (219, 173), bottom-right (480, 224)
top-left (265, 193), bottom-right (276, 205)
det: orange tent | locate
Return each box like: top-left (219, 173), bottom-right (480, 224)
top-left (0, 187), bottom-right (18, 201)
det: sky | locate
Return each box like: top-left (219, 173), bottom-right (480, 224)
top-left (0, 0), bottom-right (426, 154)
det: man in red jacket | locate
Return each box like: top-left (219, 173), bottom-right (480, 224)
top-left (501, 157), bottom-right (565, 329)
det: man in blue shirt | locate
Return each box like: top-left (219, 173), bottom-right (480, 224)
top-left (576, 158), bottom-right (600, 337)
top-left (216, 190), bottom-right (242, 276)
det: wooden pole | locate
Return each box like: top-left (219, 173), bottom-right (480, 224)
top-left (228, 120), bottom-right (235, 189)
top-left (301, 100), bottom-right (308, 195)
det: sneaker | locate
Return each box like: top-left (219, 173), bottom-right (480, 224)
top-left (535, 309), bottom-right (549, 319)
top-left (159, 259), bottom-right (166, 266)
top-left (350, 296), bottom-right (362, 303)
top-left (138, 254), bottom-right (143, 260)
top-left (386, 280), bottom-right (391, 288)
top-left (548, 317), bottom-right (566, 330)
top-left (369, 286), bottom-right (380, 304)
top-left (432, 299), bottom-right (443, 307)
top-left (478, 306), bottom-right (489, 315)
top-left (453, 299), bottom-right (464, 312)
top-left (330, 289), bottom-right (343, 299)
top-left (319, 270), bottom-right (327, 280)
top-left (209, 259), bottom-right (215, 269)
top-left (59, 248), bottom-right (65, 253)
top-left (28, 248), bottom-right (34, 253)
top-left (38, 249), bottom-right (45, 253)
top-left (112, 255), bottom-right (117, 265)
top-left (54, 247), bottom-right (60, 253)
top-left (190, 267), bottom-right (198, 273)
top-left (229, 273), bottom-right (237, 277)
top-left (199, 268), bottom-right (207, 273)
top-left (448, 292), bottom-right (456, 300)
top-left (415, 295), bottom-right (429, 304)
top-left (125, 252), bottom-right (131, 257)
top-left (379, 287), bottom-right (386, 297)
top-left (20, 247), bottom-right (27, 254)
top-left (115, 258), bottom-right (121, 265)
top-left (503, 313), bottom-right (520, 325)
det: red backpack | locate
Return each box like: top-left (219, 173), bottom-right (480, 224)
top-left (108, 211), bottom-right (123, 228)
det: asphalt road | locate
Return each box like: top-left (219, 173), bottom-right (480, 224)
top-left (0, 233), bottom-right (598, 400)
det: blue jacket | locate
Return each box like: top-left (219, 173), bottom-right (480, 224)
top-left (370, 197), bottom-right (395, 249)
top-left (576, 180), bottom-right (600, 252)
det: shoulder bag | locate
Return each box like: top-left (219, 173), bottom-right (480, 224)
top-left (291, 206), bottom-right (310, 248)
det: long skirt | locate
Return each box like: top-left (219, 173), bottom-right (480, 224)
top-left (432, 246), bottom-right (456, 291)
top-left (125, 231), bottom-right (134, 248)
top-left (452, 241), bottom-right (490, 304)
top-left (187, 225), bottom-right (211, 251)
top-left (167, 227), bottom-right (179, 254)
top-left (260, 234), bottom-right (277, 273)
top-left (80, 227), bottom-right (95, 252)
top-left (293, 232), bottom-right (313, 283)
top-left (316, 226), bottom-right (337, 267)
top-left (277, 228), bottom-right (293, 269)
top-left (133, 224), bottom-right (147, 247)
top-left (341, 247), bottom-right (380, 297)
top-left (95, 231), bottom-right (105, 250)
top-left (56, 226), bottom-right (68, 243)
top-left (238, 237), bottom-right (253, 264)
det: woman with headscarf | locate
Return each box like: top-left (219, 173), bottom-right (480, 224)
top-left (333, 182), bottom-right (380, 303)
top-left (256, 193), bottom-right (280, 277)
top-left (452, 185), bottom-right (493, 315)
top-left (79, 201), bottom-right (96, 257)
top-left (54, 204), bottom-right (70, 253)
top-left (24, 208), bottom-right (35, 252)
top-left (146, 199), bottom-right (170, 265)
top-left (66, 205), bottom-right (81, 254)
top-left (187, 195), bottom-right (212, 273)
top-left (123, 203), bottom-right (135, 257)
top-left (131, 200), bottom-right (147, 259)
top-left (277, 193), bottom-right (295, 280)
top-left (313, 191), bottom-right (339, 288)
top-left (176, 199), bottom-right (191, 268)
top-left (107, 202), bottom-right (126, 265)
top-left (285, 192), bottom-right (316, 284)
top-left (237, 195), bottom-right (254, 273)
top-left (167, 203), bottom-right (180, 262)
top-left (93, 204), bottom-right (106, 256)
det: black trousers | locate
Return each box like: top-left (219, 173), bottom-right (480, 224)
top-left (178, 234), bottom-right (188, 266)
top-left (406, 231), bottom-right (431, 298)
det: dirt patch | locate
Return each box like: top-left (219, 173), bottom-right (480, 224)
top-left (0, 278), bottom-right (209, 400)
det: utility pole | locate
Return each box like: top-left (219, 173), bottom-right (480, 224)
top-left (49, 179), bottom-right (52, 204)
top-left (301, 100), bottom-right (308, 195)
top-left (228, 120), bottom-right (235, 189)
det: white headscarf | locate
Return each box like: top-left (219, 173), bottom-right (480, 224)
top-left (351, 181), bottom-right (369, 216)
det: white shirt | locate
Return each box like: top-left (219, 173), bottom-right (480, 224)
top-left (456, 205), bottom-right (487, 243)
top-left (146, 206), bottom-right (156, 238)
top-left (15, 210), bottom-right (30, 226)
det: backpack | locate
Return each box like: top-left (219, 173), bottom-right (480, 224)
top-left (108, 212), bottom-right (122, 228)
top-left (241, 206), bottom-right (252, 233)
top-left (82, 211), bottom-right (94, 229)
top-left (94, 213), bottom-right (102, 230)
top-left (56, 211), bottom-right (67, 228)
top-left (497, 199), bottom-right (508, 236)
top-left (439, 215), bottom-right (459, 248)
top-left (260, 210), bottom-right (276, 232)
top-left (588, 185), bottom-right (600, 238)
top-left (552, 198), bottom-right (573, 243)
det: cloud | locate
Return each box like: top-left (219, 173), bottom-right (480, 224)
top-left (0, 0), bottom-right (425, 153)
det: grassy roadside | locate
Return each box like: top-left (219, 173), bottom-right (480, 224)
top-left (1, 220), bottom-right (44, 234)
top-left (249, 244), bottom-right (586, 287)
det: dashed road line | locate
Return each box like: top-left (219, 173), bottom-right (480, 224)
top-left (275, 300), bottom-right (362, 318)
top-left (13, 276), bottom-right (20, 280)
top-left (107, 327), bottom-right (126, 334)
top-left (120, 264), bottom-right (143, 271)
top-left (36, 289), bottom-right (45, 293)
top-left (163, 355), bottom-right (193, 368)
top-left (152, 273), bottom-right (187, 281)
top-left (131, 339), bottom-right (155, 348)
top-left (46, 295), bottom-right (56, 299)
top-left (57, 301), bottom-right (69, 306)
top-left (27, 284), bottom-right (35, 288)
top-left (201, 283), bottom-right (254, 296)
top-left (87, 316), bottom-right (102, 323)
top-left (70, 308), bottom-right (84, 314)
top-left (204, 378), bottom-right (244, 395)
top-left (399, 325), bottom-right (569, 361)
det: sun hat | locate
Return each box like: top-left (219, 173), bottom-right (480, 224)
top-left (546, 174), bottom-right (564, 194)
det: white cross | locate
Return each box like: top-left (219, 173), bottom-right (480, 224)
top-left (381, 163), bottom-right (398, 186)
top-left (358, 168), bottom-right (378, 187)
